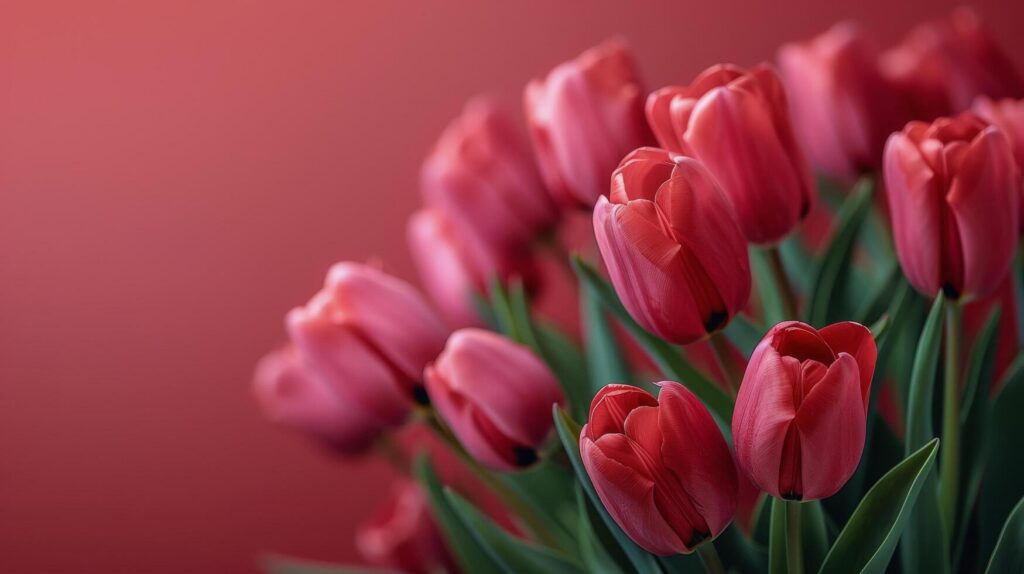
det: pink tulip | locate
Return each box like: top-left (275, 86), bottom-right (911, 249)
top-left (973, 96), bottom-right (1024, 232)
top-left (424, 329), bottom-right (564, 471)
top-left (356, 479), bottom-right (456, 574)
top-left (732, 321), bottom-right (877, 501)
top-left (286, 262), bottom-right (449, 426)
top-left (525, 39), bottom-right (653, 208)
top-left (593, 148), bottom-right (751, 344)
top-left (647, 64), bottom-right (815, 244)
top-left (884, 112), bottom-right (1019, 300)
top-left (580, 383), bottom-right (738, 554)
top-left (778, 22), bottom-right (906, 181)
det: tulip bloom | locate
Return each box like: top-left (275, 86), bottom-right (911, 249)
top-left (580, 383), bottom-right (738, 555)
top-left (646, 64), bottom-right (815, 244)
top-left (252, 346), bottom-right (383, 455)
top-left (778, 22), bottom-right (906, 181)
top-left (884, 113), bottom-right (1020, 301)
top-left (593, 148), bottom-right (751, 344)
top-left (422, 98), bottom-right (560, 253)
top-left (732, 321), bottom-right (877, 501)
top-left (973, 96), bottom-right (1024, 232)
top-left (356, 479), bottom-right (456, 574)
top-left (286, 262), bottom-right (449, 426)
top-left (424, 329), bottom-right (564, 471)
top-left (525, 39), bottom-right (653, 208)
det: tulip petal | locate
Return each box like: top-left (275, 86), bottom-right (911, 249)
top-left (587, 384), bottom-right (659, 437)
top-left (611, 148), bottom-right (676, 203)
top-left (819, 321), bottom-right (877, 407)
top-left (645, 87), bottom-right (688, 153)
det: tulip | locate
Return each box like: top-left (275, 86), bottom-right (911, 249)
top-left (881, 8), bottom-right (1024, 120)
top-left (647, 64), bottom-right (815, 244)
top-left (732, 321), bottom-right (877, 500)
top-left (972, 96), bottom-right (1024, 232)
top-left (525, 39), bottom-right (653, 208)
top-left (252, 346), bottom-right (383, 455)
top-left (593, 148), bottom-right (751, 344)
top-left (580, 383), bottom-right (738, 554)
top-left (883, 112), bottom-right (1019, 301)
top-left (424, 329), bottom-right (564, 471)
top-left (286, 262), bottom-right (449, 426)
top-left (422, 97), bottom-right (560, 253)
top-left (778, 22), bottom-right (906, 181)
top-left (356, 479), bottom-right (456, 574)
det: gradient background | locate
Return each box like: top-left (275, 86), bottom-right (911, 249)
top-left (1, 1), bottom-right (1021, 572)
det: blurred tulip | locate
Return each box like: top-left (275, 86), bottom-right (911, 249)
top-left (424, 329), bottom-right (564, 471)
top-left (973, 96), bottom-right (1024, 232)
top-left (252, 346), bottom-right (383, 455)
top-left (286, 262), bottom-right (448, 426)
top-left (593, 148), bottom-right (751, 344)
top-left (525, 39), bottom-right (653, 208)
top-left (356, 479), bottom-right (456, 574)
top-left (422, 98), bottom-right (559, 253)
top-left (733, 321), bottom-right (877, 500)
top-left (883, 112), bottom-right (1019, 300)
top-left (778, 22), bottom-right (906, 181)
top-left (647, 64), bottom-right (815, 244)
top-left (580, 383), bottom-right (737, 554)
top-left (882, 8), bottom-right (1024, 120)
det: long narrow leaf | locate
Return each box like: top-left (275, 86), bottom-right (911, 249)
top-left (985, 495), bottom-right (1024, 574)
top-left (581, 281), bottom-right (632, 395)
top-left (979, 354), bottom-right (1024, 563)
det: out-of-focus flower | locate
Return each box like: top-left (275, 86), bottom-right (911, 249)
top-left (424, 329), bottom-right (564, 471)
top-left (422, 98), bottom-right (559, 253)
top-left (356, 479), bottom-right (456, 574)
top-left (252, 346), bottom-right (384, 455)
top-left (286, 262), bottom-right (449, 426)
top-left (972, 96), bottom-right (1024, 232)
top-left (525, 39), bottom-right (653, 208)
top-left (882, 8), bottom-right (1024, 120)
top-left (580, 383), bottom-right (737, 555)
top-left (883, 112), bottom-right (1019, 300)
top-left (733, 321), bottom-right (877, 501)
top-left (778, 22), bottom-right (906, 181)
top-left (647, 64), bottom-right (815, 244)
top-left (593, 148), bottom-right (750, 344)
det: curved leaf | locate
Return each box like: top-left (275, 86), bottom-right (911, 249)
top-left (581, 280), bottom-right (632, 396)
top-left (750, 247), bottom-right (788, 327)
top-left (574, 484), bottom-right (628, 574)
top-left (985, 495), bottom-right (1024, 574)
top-left (979, 354), bottom-right (1024, 562)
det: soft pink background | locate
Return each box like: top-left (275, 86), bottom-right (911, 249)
top-left (1, 1), bottom-right (1020, 572)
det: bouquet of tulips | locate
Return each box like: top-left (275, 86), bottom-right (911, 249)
top-left (254, 8), bottom-right (1024, 574)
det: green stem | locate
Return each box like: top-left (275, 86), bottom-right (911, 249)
top-left (939, 302), bottom-right (962, 540)
top-left (768, 247), bottom-right (799, 320)
top-left (696, 542), bottom-right (726, 574)
top-left (709, 333), bottom-right (743, 396)
top-left (786, 501), bottom-right (804, 574)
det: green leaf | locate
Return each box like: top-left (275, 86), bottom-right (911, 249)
top-left (802, 501), bottom-right (829, 573)
top-left (806, 177), bottom-right (874, 327)
top-left (715, 523), bottom-right (768, 574)
top-left (535, 322), bottom-right (591, 422)
top-left (723, 313), bottom-right (763, 358)
top-left (262, 556), bottom-right (399, 574)
top-left (571, 256), bottom-right (733, 424)
top-left (499, 459), bottom-right (577, 545)
top-left (750, 247), bottom-right (788, 327)
top-left (574, 484), bottom-right (629, 574)
top-left (581, 280), bottom-right (632, 396)
top-left (768, 498), bottom-right (787, 574)
top-left (854, 263), bottom-right (901, 326)
top-left (985, 495), bottom-right (1024, 574)
top-left (979, 354), bottom-right (1024, 563)
top-left (819, 438), bottom-right (940, 574)
top-left (779, 233), bottom-right (814, 295)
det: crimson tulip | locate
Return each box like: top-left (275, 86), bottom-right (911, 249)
top-left (973, 96), bottom-right (1024, 232)
top-left (593, 148), bottom-right (751, 344)
top-left (646, 64), bottom-right (815, 244)
top-left (732, 321), bottom-right (877, 501)
top-left (580, 383), bottom-right (738, 555)
top-left (424, 329), bottom-right (564, 471)
top-left (356, 479), bottom-right (456, 574)
top-left (883, 112), bottom-right (1019, 300)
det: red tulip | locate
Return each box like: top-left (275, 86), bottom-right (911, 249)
top-left (732, 321), bottom-right (877, 501)
top-left (286, 262), bottom-right (449, 426)
top-left (973, 96), bottom-right (1024, 232)
top-left (525, 39), bottom-right (653, 208)
top-left (580, 383), bottom-right (738, 555)
top-left (778, 22), bottom-right (906, 181)
top-left (883, 112), bottom-right (1019, 300)
top-left (882, 8), bottom-right (1024, 120)
top-left (424, 329), bottom-right (564, 471)
top-left (252, 346), bottom-right (383, 455)
top-left (646, 64), bottom-right (815, 244)
top-left (356, 479), bottom-right (456, 574)
top-left (593, 148), bottom-right (751, 344)
top-left (422, 98), bottom-right (560, 253)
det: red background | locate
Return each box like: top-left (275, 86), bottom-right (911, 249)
top-left (1, 1), bottom-right (1020, 572)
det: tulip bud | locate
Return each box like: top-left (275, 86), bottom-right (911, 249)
top-left (882, 8), bottom-right (1024, 120)
top-left (525, 39), bottom-right (653, 208)
top-left (580, 383), bottom-right (738, 555)
top-left (778, 22), bottom-right (906, 181)
top-left (286, 262), bottom-right (448, 427)
top-left (972, 96), bottom-right (1024, 232)
top-left (422, 98), bottom-right (560, 253)
top-left (252, 346), bottom-right (383, 455)
top-left (883, 112), bottom-right (1020, 301)
top-left (424, 329), bottom-right (565, 471)
top-left (356, 479), bottom-right (456, 574)
top-left (732, 321), bottom-right (877, 501)
top-left (593, 148), bottom-right (751, 344)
